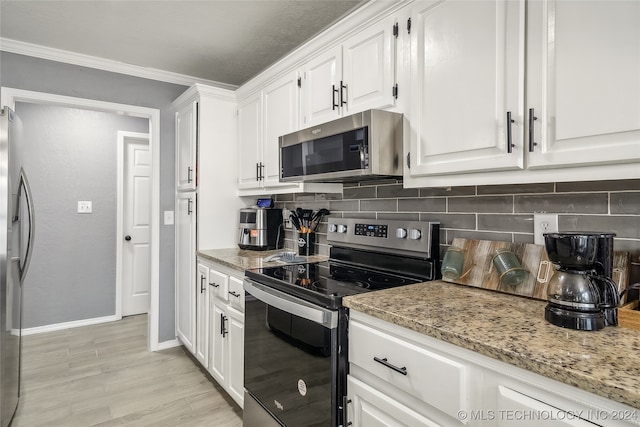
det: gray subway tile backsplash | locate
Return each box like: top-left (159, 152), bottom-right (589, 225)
top-left (448, 195), bottom-right (514, 213)
top-left (514, 193), bottom-right (608, 214)
top-left (610, 192), bottom-right (640, 215)
top-left (275, 179), bottom-right (640, 282)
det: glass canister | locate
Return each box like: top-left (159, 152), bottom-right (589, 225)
top-left (441, 246), bottom-right (465, 279)
top-left (492, 248), bottom-right (529, 287)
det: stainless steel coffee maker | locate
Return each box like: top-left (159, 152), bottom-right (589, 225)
top-left (544, 232), bottom-right (619, 331)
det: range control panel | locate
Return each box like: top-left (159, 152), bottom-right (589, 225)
top-left (354, 223), bottom-right (388, 238)
top-left (327, 218), bottom-right (439, 257)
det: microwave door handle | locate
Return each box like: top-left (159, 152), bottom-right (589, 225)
top-left (244, 279), bottom-right (338, 328)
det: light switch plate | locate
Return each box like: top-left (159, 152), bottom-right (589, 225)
top-left (77, 201), bottom-right (92, 214)
top-left (164, 210), bottom-right (174, 225)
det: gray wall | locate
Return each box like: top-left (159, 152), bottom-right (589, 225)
top-left (1, 52), bottom-right (189, 341)
top-left (16, 102), bottom-right (148, 327)
top-left (275, 179), bottom-right (640, 283)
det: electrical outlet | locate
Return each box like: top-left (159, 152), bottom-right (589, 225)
top-left (77, 201), bottom-right (92, 214)
top-left (534, 213), bottom-right (558, 245)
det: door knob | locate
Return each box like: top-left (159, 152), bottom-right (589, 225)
top-left (125, 235), bottom-right (132, 241)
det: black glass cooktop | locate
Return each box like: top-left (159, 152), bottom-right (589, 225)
top-left (245, 260), bottom-right (425, 309)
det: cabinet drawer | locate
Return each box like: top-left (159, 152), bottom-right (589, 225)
top-left (349, 320), bottom-right (469, 421)
top-left (227, 275), bottom-right (244, 311)
top-left (208, 269), bottom-right (229, 301)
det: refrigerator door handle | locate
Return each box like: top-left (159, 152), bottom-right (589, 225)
top-left (17, 168), bottom-right (34, 283)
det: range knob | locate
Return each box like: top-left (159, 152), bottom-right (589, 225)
top-left (396, 228), bottom-right (407, 239)
top-left (409, 229), bottom-right (422, 240)
top-left (337, 224), bottom-right (348, 234)
top-left (328, 224), bottom-right (337, 233)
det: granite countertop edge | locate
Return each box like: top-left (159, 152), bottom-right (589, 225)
top-left (343, 281), bottom-right (640, 410)
top-left (196, 248), bottom-right (328, 273)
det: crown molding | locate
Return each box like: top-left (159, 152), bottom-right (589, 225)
top-left (0, 37), bottom-right (238, 91)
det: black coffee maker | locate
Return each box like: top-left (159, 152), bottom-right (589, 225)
top-left (543, 232), bottom-right (619, 331)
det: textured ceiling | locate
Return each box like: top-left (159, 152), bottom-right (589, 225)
top-left (0, 0), bottom-right (365, 87)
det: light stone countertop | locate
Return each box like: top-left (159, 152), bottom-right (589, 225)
top-left (343, 280), bottom-right (640, 410)
top-left (196, 247), bottom-right (328, 272)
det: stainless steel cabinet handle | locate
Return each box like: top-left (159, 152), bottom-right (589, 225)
top-left (221, 314), bottom-right (228, 337)
top-left (373, 356), bottom-right (407, 375)
top-left (528, 108), bottom-right (538, 152)
top-left (209, 282), bottom-right (219, 288)
top-left (187, 198), bottom-right (193, 215)
top-left (200, 275), bottom-right (205, 293)
top-left (187, 166), bottom-right (193, 183)
top-left (228, 291), bottom-right (241, 298)
top-left (340, 80), bottom-right (347, 106)
top-left (332, 85), bottom-right (339, 110)
top-left (342, 396), bottom-right (352, 427)
top-left (506, 111), bottom-right (515, 153)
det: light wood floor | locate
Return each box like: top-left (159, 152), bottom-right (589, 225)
top-left (11, 314), bottom-right (243, 426)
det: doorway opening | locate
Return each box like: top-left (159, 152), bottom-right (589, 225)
top-left (1, 87), bottom-right (162, 351)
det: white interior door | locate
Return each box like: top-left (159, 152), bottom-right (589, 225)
top-left (122, 133), bottom-right (151, 316)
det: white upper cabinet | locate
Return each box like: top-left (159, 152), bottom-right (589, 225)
top-left (300, 16), bottom-right (398, 127)
top-left (263, 72), bottom-right (301, 188)
top-left (237, 72), bottom-right (342, 196)
top-left (176, 100), bottom-right (197, 191)
top-left (408, 0), bottom-right (525, 176)
top-left (237, 92), bottom-right (262, 191)
top-left (405, 0), bottom-right (640, 187)
top-left (343, 16), bottom-right (397, 115)
top-left (301, 46), bottom-right (343, 126)
top-left (526, 0), bottom-right (640, 169)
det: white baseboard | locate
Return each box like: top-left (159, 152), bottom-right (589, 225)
top-left (157, 338), bottom-right (182, 351)
top-left (21, 314), bottom-right (121, 336)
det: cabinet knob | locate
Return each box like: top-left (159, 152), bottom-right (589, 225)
top-left (124, 235), bottom-right (132, 241)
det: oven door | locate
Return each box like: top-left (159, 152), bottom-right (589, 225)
top-left (244, 279), bottom-right (339, 427)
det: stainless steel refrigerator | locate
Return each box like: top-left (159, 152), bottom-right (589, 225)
top-left (0, 106), bottom-right (34, 427)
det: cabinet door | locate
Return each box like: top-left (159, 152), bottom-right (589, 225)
top-left (209, 299), bottom-right (227, 385)
top-left (343, 16), bottom-right (396, 114)
top-left (176, 101), bottom-right (197, 191)
top-left (195, 263), bottom-right (209, 367)
top-left (496, 386), bottom-right (598, 427)
top-left (175, 193), bottom-right (196, 353)
top-left (526, 0), bottom-right (640, 169)
top-left (263, 71), bottom-right (301, 188)
top-left (347, 376), bottom-right (442, 427)
top-left (301, 45), bottom-right (343, 127)
top-left (226, 306), bottom-right (245, 408)
top-left (237, 92), bottom-right (263, 190)
top-left (409, 0), bottom-right (525, 176)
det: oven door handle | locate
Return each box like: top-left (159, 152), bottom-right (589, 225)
top-left (244, 279), bottom-right (338, 329)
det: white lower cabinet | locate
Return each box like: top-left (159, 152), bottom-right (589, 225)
top-left (198, 258), bottom-right (245, 409)
top-left (347, 311), bottom-right (638, 427)
top-left (347, 375), bottom-right (442, 427)
top-left (195, 263), bottom-right (209, 368)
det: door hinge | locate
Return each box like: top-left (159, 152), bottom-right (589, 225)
top-left (406, 152), bottom-right (411, 169)
top-left (297, 77), bottom-right (301, 88)
top-left (393, 22), bottom-right (399, 38)
top-left (392, 84), bottom-right (398, 99)
top-left (407, 18), bottom-right (412, 34)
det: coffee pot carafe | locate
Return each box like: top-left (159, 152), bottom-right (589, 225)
top-left (544, 232), bottom-right (619, 331)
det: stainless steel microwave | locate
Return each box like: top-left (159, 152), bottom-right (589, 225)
top-left (279, 109), bottom-right (403, 183)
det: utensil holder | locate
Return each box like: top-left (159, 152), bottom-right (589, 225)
top-left (492, 248), bottom-right (528, 287)
top-left (441, 246), bottom-right (465, 279)
top-left (298, 232), bottom-right (315, 256)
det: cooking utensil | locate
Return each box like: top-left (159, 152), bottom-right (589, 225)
top-left (311, 208), bottom-right (330, 232)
